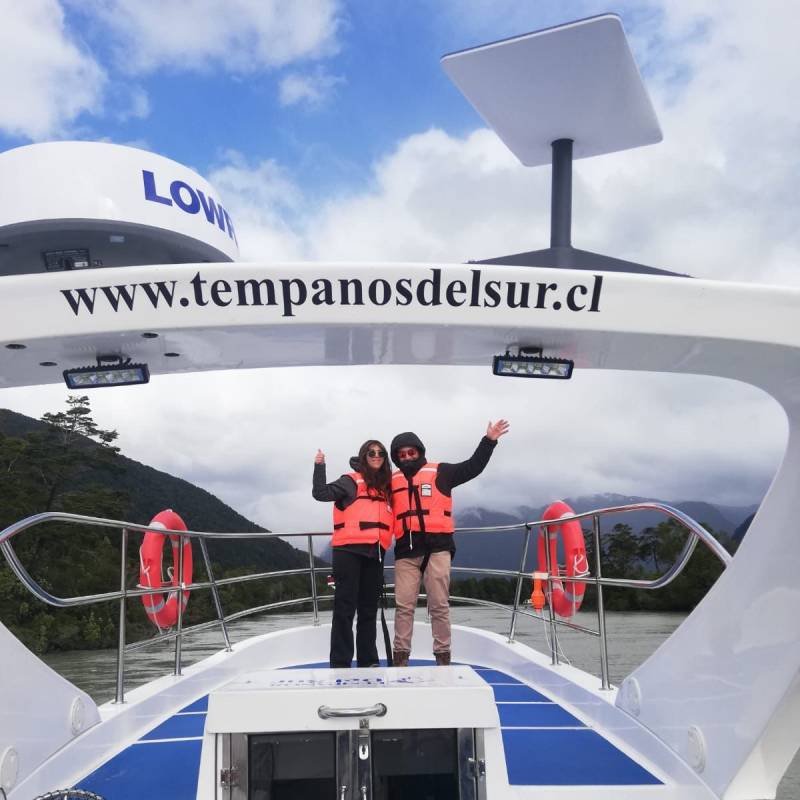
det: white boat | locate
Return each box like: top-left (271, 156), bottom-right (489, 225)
top-left (1, 14), bottom-right (799, 800)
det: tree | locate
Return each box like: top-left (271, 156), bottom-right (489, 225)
top-left (34, 395), bottom-right (121, 510)
top-left (638, 525), bottom-right (662, 572)
top-left (0, 395), bottom-right (131, 652)
top-left (583, 525), bottom-right (598, 573)
top-left (0, 432), bottom-right (38, 525)
top-left (604, 523), bottom-right (641, 578)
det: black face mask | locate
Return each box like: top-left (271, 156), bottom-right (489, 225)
top-left (397, 456), bottom-right (424, 477)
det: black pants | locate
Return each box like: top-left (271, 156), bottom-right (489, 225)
top-left (330, 548), bottom-right (383, 668)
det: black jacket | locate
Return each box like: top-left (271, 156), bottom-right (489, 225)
top-left (389, 434), bottom-right (498, 560)
top-left (312, 462), bottom-right (358, 509)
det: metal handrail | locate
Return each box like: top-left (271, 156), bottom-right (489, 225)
top-left (0, 511), bottom-right (333, 542)
top-left (511, 501), bottom-right (731, 688)
top-left (0, 540), bottom-right (330, 609)
top-left (526, 502), bottom-right (732, 570)
top-left (0, 501), bottom-right (732, 698)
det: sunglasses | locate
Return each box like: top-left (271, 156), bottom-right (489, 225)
top-left (367, 449), bottom-right (387, 458)
top-left (397, 447), bottom-right (419, 459)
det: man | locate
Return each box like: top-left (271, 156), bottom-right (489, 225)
top-left (390, 420), bottom-right (510, 666)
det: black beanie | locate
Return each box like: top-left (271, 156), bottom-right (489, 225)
top-left (390, 431), bottom-right (427, 475)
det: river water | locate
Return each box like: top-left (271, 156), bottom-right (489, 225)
top-left (46, 608), bottom-right (799, 799)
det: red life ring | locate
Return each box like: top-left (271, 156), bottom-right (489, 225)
top-left (139, 509), bottom-right (192, 629)
top-left (537, 501), bottom-right (589, 618)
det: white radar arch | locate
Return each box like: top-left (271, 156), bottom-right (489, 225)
top-left (0, 141), bottom-right (238, 276)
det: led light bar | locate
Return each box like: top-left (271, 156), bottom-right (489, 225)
top-left (63, 357), bottom-right (150, 389)
top-left (492, 353), bottom-right (574, 379)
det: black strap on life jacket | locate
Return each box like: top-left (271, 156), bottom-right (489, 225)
top-left (379, 565), bottom-right (393, 666)
top-left (397, 509), bottom-right (430, 520)
top-left (419, 549), bottom-right (432, 575)
top-left (401, 480), bottom-right (427, 549)
top-left (359, 520), bottom-right (391, 530)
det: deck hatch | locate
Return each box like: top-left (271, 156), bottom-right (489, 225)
top-left (224, 727), bottom-right (483, 800)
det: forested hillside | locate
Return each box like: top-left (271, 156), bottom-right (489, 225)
top-left (0, 399), bottom-right (316, 653)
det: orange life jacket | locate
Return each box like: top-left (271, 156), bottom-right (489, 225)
top-left (332, 472), bottom-right (394, 550)
top-left (391, 463), bottom-right (454, 540)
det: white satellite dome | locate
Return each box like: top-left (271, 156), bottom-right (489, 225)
top-left (0, 141), bottom-right (238, 276)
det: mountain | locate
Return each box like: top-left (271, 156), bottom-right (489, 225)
top-left (733, 513), bottom-right (755, 541)
top-left (519, 493), bottom-right (757, 534)
top-left (317, 491), bottom-right (755, 574)
top-left (0, 408), bottom-right (308, 572)
top-left (449, 492), bottom-right (757, 572)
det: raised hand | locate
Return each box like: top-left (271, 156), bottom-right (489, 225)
top-left (486, 419), bottom-right (510, 441)
top-left (315, 449), bottom-right (325, 464)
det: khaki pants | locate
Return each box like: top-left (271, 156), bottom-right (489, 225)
top-left (393, 551), bottom-right (451, 654)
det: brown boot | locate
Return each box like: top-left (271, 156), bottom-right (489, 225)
top-left (434, 651), bottom-right (451, 666)
top-left (393, 651), bottom-right (410, 667)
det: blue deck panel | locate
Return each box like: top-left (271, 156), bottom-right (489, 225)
top-left (78, 739), bottom-right (202, 799)
top-left (491, 683), bottom-right (550, 702)
top-left (140, 712), bottom-right (207, 740)
top-left (471, 667), bottom-right (523, 684)
top-left (180, 695), bottom-right (209, 713)
top-left (502, 728), bottom-right (662, 785)
top-left (497, 701), bottom-right (584, 728)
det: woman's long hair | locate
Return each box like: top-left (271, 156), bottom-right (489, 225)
top-left (356, 440), bottom-right (392, 498)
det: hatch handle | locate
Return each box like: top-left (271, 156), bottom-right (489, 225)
top-left (318, 703), bottom-right (387, 719)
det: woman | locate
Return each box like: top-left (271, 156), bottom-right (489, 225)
top-left (313, 440), bottom-right (394, 668)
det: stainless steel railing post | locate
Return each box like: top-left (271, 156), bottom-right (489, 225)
top-left (593, 514), bottom-right (611, 690)
top-left (174, 532), bottom-right (186, 676)
top-left (542, 522), bottom-right (560, 666)
top-left (507, 524), bottom-right (532, 643)
top-left (114, 527), bottom-right (128, 704)
top-left (199, 537), bottom-right (232, 652)
top-left (308, 534), bottom-right (320, 626)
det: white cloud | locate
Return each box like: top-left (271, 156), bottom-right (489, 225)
top-left (102, 0), bottom-right (792, 534)
top-left (420, 0), bottom-right (800, 285)
top-left (1, 365), bottom-right (785, 535)
top-left (2, 2), bottom-right (796, 541)
top-left (113, 85), bottom-right (151, 122)
top-left (78, 0), bottom-right (342, 74)
top-left (208, 128), bottom-right (543, 265)
top-left (571, 0), bottom-right (800, 284)
top-left (209, 2), bottom-right (796, 284)
top-left (309, 128), bottom-right (547, 263)
top-left (279, 68), bottom-right (343, 108)
top-left (0, 0), bottom-right (106, 139)
top-left (0, 0), bottom-right (343, 140)
top-left (208, 152), bottom-right (307, 260)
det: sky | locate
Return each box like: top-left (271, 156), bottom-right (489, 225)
top-left (0, 0), bottom-right (796, 541)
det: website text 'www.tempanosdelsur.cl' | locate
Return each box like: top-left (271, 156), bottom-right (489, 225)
top-left (59, 268), bottom-right (604, 319)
